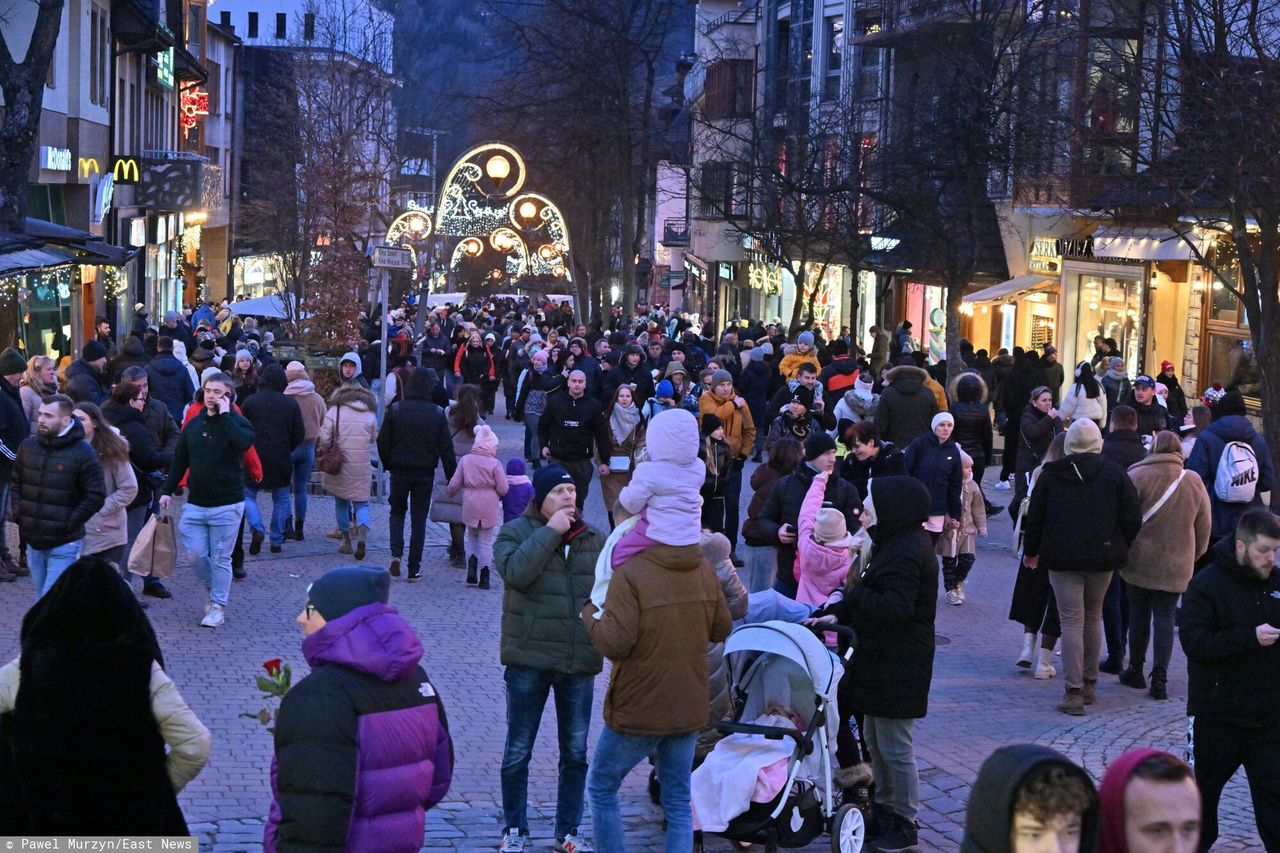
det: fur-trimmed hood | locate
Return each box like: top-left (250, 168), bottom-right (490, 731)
top-left (947, 371), bottom-right (988, 404)
top-left (328, 384), bottom-right (376, 412)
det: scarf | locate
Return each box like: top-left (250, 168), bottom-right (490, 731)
top-left (610, 402), bottom-right (641, 447)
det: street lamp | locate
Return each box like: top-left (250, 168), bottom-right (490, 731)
top-left (485, 156), bottom-right (511, 182)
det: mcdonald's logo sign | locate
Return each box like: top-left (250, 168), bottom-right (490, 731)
top-left (111, 157), bottom-right (140, 184)
top-left (78, 158), bottom-right (100, 178)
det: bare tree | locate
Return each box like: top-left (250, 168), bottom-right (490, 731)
top-left (236, 0), bottom-right (397, 342)
top-left (0, 0), bottom-right (65, 231)
top-left (467, 0), bottom-right (692, 320)
top-left (1084, 0), bottom-right (1280, 505)
top-left (685, 89), bottom-right (870, 334)
top-left (863, 0), bottom-right (1070, 383)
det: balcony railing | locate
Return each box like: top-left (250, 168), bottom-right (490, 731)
top-left (704, 6), bottom-right (759, 34)
top-left (137, 151), bottom-right (224, 214)
top-left (662, 218), bottom-right (691, 246)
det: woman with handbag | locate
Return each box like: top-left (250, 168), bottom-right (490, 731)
top-left (1009, 386), bottom-right (1063, 523)
top-left (430, 385), bottom-right (486, 567)
top-left (598, 384), bottom-right (644, 529)
top-left (1117, 430), bottom-right (1211, 699)
top-left (318, 384), bottom-right (377, 560)
top-left (103, 382), bottom-right (175, 599)
top-left (73, 402), bottom-right (138, 573)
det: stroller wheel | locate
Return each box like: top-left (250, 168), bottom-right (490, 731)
top-left (831, 803), bottom-right (866, 853)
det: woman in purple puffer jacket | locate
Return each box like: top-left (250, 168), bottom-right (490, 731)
top-left (265, 566), bottom-right (453, 853)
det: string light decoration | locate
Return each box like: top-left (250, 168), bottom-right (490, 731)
top-left (383, 209), bottom-right (435, 282)
top-left (430, 142), bottom-right (573, 287)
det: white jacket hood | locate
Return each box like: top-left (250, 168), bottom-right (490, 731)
top-left (645, 408), bottom-right (699, 466)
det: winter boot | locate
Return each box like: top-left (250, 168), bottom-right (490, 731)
top-left (1016, 633), bottom-right (1035, 668)
top-left (1082, 679), bottom-right (1097, 705)
top-left (282, 518), bottom-right (294, 540)
top-left (294, 515), bottom-right (305, 541)
top-left (353, 525), bottom-right (367, 560)
top-left (479, 567), bottom-right (491, 590)
top-left (466, 555), bottom-right (478, 585)
top-left (1034, 646), bottom-right (1056, 679)
top-left (389, 557), bottom-right (401, 578)
top-left (338, 531), bottom-right (353, 555)
top-left (1119, 664), bottom-right (1147, 690)
top-left (1149, 667), bottom-right (1168, 700)
top-left (1099, 654), bottom-right (1123, 675)
top-left (1057, 688), bottom-right (1085, 716)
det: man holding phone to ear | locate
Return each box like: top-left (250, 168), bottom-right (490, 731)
top-left (159, 371), bottom-right (255, 628)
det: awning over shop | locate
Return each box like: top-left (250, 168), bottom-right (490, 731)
top-left (1092, 227), bottom-right (1211, 261)
top-left (962, 275), bottom-right (1055, 304)
top-left (0, 219), bottom-right (137, 277)
top-left (0, 243), bottom-right (78, 276)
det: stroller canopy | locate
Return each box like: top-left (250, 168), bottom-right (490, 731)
top-left (724, 621), bottom-right (842, 704)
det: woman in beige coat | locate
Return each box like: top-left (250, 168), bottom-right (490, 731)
top-left (1119, 430), bottom-right (1211, 699)
top-left (319, 385), bottom-right (377, 560)
top-left (73, 402), bottom-right (138, 572)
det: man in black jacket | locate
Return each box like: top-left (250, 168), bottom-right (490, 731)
top-left (1179, 509), bottom-right (1280, 851)
top-left (538, 370), bottom-right (611, 510)
top-left (12, 394), bottom-right (106, 598)
top-left (0, 348), bottom-right (29, 581)
top-left (1125, 375), bottom-right (1171, 437)
top-left (145, 335), bottom-right (195, 425)
top-left (377, 369), bottom-right (457, 581)
top-left (241, 365), bottom-right (304, 555)
top-left (755, 432), bottom-right (861, 598)
top-left (1097, 404), bottom-right (1146, 675)
top-left (64, 340), bottom-right (110, 405)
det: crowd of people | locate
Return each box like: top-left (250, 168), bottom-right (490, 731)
top-left (0, 295), bottom-right (1275, 853)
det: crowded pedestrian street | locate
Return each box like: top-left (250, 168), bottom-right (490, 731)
top-left (0, 404), bottom-right (1259, 851)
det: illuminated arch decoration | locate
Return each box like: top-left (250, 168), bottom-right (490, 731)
top-left (430, 141), bottom-right (573, 286)
top-left (384, 209), bottom-right (435, 281)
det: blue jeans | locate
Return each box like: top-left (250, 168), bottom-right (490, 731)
top-left (333, 498), bottom-right (370, 533)
top-left (28, 540), bottom-right (83, 599)
top-left (500, 665), bottom-right (593, 838)
top-left (290, 441), bottom-right (315, 523)
top-left (244, 486), bottom-right (291, 545)
top-left (179, 502), bottom-right (243, 607)
top-left (588, 726), bottom-right (698, 853)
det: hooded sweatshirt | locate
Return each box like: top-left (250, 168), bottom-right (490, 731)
top-left (283, 374), bottom-right (327, 442)
top-left (446, 425), bottom-right (508, 529)
top-left (265, 603), bottom-right (452, 853)
top-left (1097, 748), bottom-right (1167, 853)
top-left (616, 408), bottom-right (705, 546)
top-left (959, 744), bottom-right (1099, 853)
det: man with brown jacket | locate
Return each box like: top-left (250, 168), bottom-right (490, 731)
top-left (582, 534), bottom-right (732, 852)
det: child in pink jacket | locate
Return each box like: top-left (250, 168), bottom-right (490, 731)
top-left (446, 424), bottom-right (508, 589)
top-left (795, 469), bottom-right (862, 608)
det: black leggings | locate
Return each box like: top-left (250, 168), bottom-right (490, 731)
top-left (1127, 585), bottom-right (1179, 671)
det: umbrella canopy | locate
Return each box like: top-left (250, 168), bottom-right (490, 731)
top-left (228, 293), bottom-right (298, 319)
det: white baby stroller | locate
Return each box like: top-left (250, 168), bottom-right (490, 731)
top-left (692, 620), bottom-right (864, 853)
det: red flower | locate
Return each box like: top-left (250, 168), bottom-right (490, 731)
top-left (263, 659), bottom-right (283, 677)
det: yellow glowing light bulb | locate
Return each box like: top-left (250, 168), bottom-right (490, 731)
top-left (519, 201), bottom-right (538, 220)
top-left (486, 157), bottom-right (511, 181)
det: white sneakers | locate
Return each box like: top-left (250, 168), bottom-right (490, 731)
top-left (994, 478), bottom-right (1012, 490)
top-left (200, 603), bottom-right (225, 628)
top-left (554, 830), bottom-right (593, 853)
top-left (499, 829), bottom-right (527, 852)
top-left (946, 589), bottom-right (963, 606)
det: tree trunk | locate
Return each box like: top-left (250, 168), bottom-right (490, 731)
top-left (944, 273), bottom-right (967, 389)
top-left (787, 263), bottom-right (808, 335)
top-left (0, 0), bottom-right (66, 231)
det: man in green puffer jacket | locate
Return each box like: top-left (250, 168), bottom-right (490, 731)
top-left (493, 466), bottom-right (604, 853)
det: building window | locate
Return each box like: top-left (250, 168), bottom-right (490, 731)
top-left (304, 12), bottom-right (315, 40)
top-left (823, 16), bottom-right (843, 101)
top-left (206, 59), bottom-right (221, 113)
top-left (248, 12), bottom-right (258, 38)
top-left (698, 161), bottom-right (749, 218)
top-left (188, 4), bottom-right (203, 58)
top-left (275, 12), bottom-right (286, 39)
top-left (858, 16), bottom-right (882, 99)
top-left (704, 59), bottom-right (754, 120)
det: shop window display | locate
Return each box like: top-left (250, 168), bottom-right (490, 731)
top-left (1076, 273), bottom-right (1142, 375)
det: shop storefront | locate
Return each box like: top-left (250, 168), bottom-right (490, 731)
top-left (961, 274), bottom-right (1059, 354)
top-left (900, 280), bottom-right (947, 360)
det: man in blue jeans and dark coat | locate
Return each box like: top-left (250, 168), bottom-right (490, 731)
top-left (581, 460), bottom-right (733, 853)
top-left (493, 466), bottom-right (604, 853)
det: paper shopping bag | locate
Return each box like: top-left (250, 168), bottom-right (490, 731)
top-left (127, 512), bottom-right (177, 578)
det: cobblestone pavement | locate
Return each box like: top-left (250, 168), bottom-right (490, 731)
top-left (0, 404), bottom-right (1262, 851)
